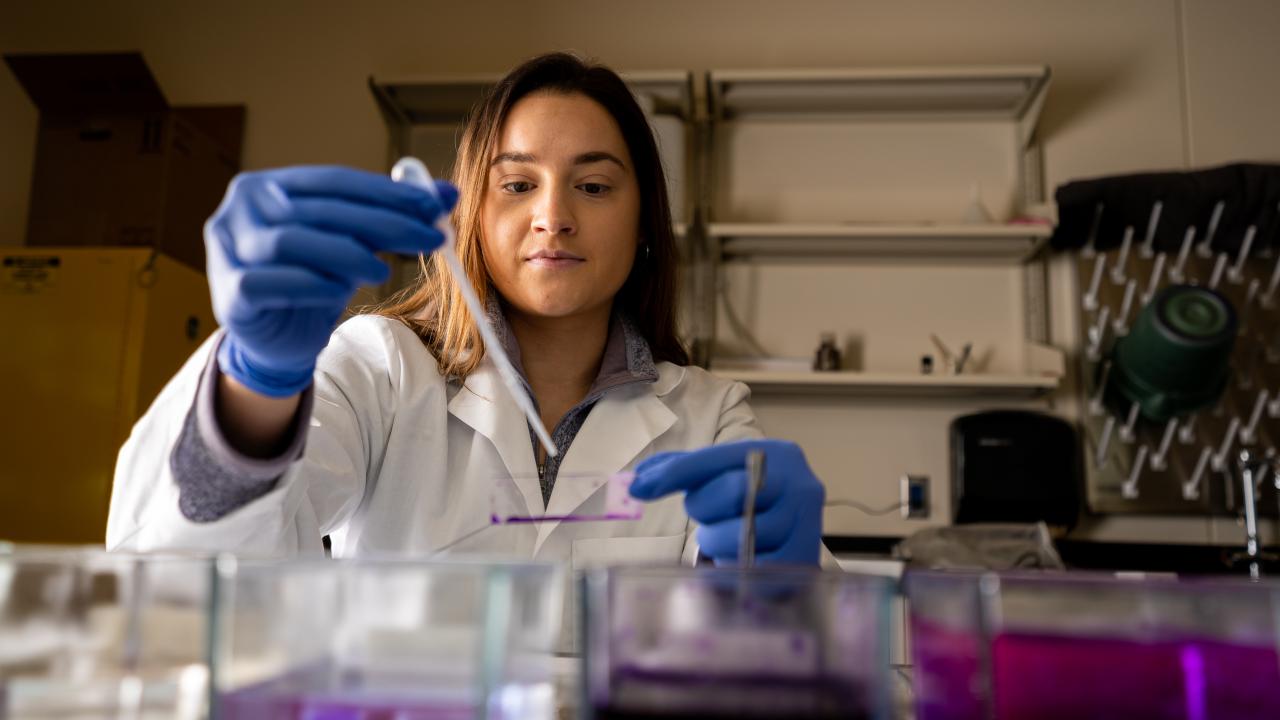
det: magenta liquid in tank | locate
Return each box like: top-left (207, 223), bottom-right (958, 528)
top-left (991, 633), bottom-right (1280, 720)
top-left (913, 621), bottom-right (1280, 720)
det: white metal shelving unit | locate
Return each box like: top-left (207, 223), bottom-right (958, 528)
top-left (709, 222), bottom-right (1052, 263)
top-left (708, 66), bottom-right (1050, 119)
top-left (696, 65), bottom-right (1059, 396)
top-left (716, 370), bottom-right (1060, 397)
top-left (715, 340), bottom-right (1064, 397)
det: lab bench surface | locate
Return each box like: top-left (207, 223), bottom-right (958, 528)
top-left (825, 534), bottom-right (1278, 576)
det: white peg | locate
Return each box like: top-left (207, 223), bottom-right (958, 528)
top-left (1241, 390), bottom-right (1270, 444)
top-left (1262, 253), bottom-right (1280, 308)
top-left (1111, 227), bottom-right (1135, 284)
top-left (1239, 278), bottom-right (1261, 333)
top-left (1196, 201), bottom-right (1225, 258)
top-left (1089, 360), bottom-right (1113, 416)
top-left (1121, 445), bottom-right (1150, 499)
top-left (1119, 401), bottom-right (1141, 443)
top-left (1114, 279), bottom-right (1137, 334)
top-left (1212, 417), bottom-right (1241, 471)
top-left (1096, 415), bottom-right (1117, 469)
top-left (1228, 226), bottom-right (1257, 283)
top-left (1170, 227), bottom-right (1196, 283)
top-left (1088, 306), bottom-right (1112, 361)
top-left (1142, 253), bottom-right (1167, 305)
top-left (1183, 447), bottom-right (1213, 501)
top-left (1083, 254), bottom-right (1107, 311)
top-left (1082, 203), bottom-right (1104, 258)
top-left (1208, 253), bottom-right (1229, 291)
top-left (1139, 201), bottom-right (1163, 258)
top-left (1178, 413), bottom-right (1199, 444)
top-left (1150, 418), bottom-right (1179, 471)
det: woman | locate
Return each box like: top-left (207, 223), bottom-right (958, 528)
top-left (107, 52), bottom-right (829, 569)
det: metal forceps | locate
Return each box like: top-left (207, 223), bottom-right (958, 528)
top-left (740, 449), bottom-right (766, 568)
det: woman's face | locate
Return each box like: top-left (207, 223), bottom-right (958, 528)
top-left (481, 91), bottom-right (641, 322)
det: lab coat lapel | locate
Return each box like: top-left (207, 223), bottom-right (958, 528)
top-left (532, 386), bottom-right (677, 554)
top-left (447, 361), bottom-right (543, 521)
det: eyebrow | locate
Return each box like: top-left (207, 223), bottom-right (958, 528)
top-left (490, 151), bottom-right (626, 170)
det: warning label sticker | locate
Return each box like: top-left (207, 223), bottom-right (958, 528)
top-left (1, 256), bottom-right (61, 293)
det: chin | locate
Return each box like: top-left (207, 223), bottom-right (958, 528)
top-left (513, 295), bottom-right (604, 320)
top-left (525, 303), bottom-right (589, 319)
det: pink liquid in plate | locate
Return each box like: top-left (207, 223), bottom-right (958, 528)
top-left (912, 620), bottom-right (1280, 720)
top-left (991, 632), bottom-right (1280, 720)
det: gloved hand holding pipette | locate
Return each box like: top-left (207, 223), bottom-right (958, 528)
top-left (630, 439), bottom-right (827, 566)
top-left (205, 166), bottom-right (457, 397)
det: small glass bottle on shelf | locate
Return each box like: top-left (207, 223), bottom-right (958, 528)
top-left (813, 332), bottom-right (841, 371)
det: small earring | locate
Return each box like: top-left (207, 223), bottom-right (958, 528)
top-left (643, 245), bottom-right (651, 260)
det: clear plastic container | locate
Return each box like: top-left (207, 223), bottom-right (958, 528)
top-left (581, 566), bottom-right (894, 719)
top-left (906, 570), bottom-right (1280, 720)
top-left (0, 544), bottom-right (214, 719)
top-left (211, 556), bottom-right (564, 720)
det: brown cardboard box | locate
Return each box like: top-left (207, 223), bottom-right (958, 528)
top-left (4, 53), bottom-right (245, 271)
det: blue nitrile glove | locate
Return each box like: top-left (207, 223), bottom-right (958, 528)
top-left (205, 166), bottom-right (457, 397)
top-left (630, 439), bottom-right (826, 566)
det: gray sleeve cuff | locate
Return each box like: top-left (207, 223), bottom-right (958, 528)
top-left (170, 333), bottom-right (315, 522)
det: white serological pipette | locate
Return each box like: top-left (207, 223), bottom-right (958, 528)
top-left (392, 157), bottom-right (558, 458)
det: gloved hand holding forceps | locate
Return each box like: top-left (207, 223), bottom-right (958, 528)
top-left (630, 439), bottom-right (827, 566)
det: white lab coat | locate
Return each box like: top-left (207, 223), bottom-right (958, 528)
top-left (107, 315), bottom-right (763, 569)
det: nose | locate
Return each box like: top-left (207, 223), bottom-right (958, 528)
top-left (531, 185), bottom-right (576, 236)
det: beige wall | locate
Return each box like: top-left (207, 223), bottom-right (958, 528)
top-left (3, 0), bottom-right (1278, 246)
top-left (1182, 0), bottom-right (1280, 167)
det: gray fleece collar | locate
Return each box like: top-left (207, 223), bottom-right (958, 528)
top-left (484, 296), bottom-right (658, 393)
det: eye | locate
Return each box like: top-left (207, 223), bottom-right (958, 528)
top-left (501, 181), bottom-right (534, 194)
top-left (579, 182), bottom-right (611, 196)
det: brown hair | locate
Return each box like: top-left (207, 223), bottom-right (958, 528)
top-left (372, 52), bottom-right (688, 378)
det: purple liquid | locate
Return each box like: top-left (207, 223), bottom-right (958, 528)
top-left (912, 619), bottom-right (1280, 720)
top-left (592, 665), bottom-right (871, 720)
top-left (217, 665), bottom-right (477, 720)
top-left (910, 619), bottom-right (985, 720)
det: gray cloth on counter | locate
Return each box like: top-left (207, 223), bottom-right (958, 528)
top-left (172, 308), bottom-right (657, 523)
top-left (894, 522), bottom-right (1065, 570)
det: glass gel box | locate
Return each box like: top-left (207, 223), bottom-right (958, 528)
top-left (580, 566), bottom-right (895, 720)
top-left (211, 556), bottom-right (564, 720)
top-left (0, 544), bottom-right (214, 719)
top-left (906, 570), bottom-right (1280, 720)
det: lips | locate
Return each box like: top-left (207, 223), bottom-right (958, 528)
top-left (526, 249), bottom-right (585, 268)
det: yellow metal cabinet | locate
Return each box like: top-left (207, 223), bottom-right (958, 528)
top-left (0, 248), bottom-right (215, 544)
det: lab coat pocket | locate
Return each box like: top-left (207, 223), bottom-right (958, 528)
top-left (570, 533), bottom-right (686, 572)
